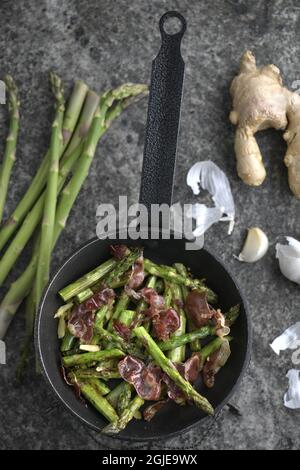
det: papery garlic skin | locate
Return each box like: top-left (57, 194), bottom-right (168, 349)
top-left (186, 203), bottom-right (223, 237)
top-left (284, 369), bottom-right (300, 409)
top-left (238, 227), bottom-right (269, 263)
top-left (186, 161), bottom-right (235, 237)
top-left (276, 237), bottom-right (300, 285)
top-left (270, 322), bottom-right (300, 355)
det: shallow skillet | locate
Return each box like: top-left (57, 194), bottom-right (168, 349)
top-left (36, 11), bottom-right (252, 441)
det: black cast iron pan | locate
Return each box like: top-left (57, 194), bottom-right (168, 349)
top-left (36, 11), bottom-right (251, 441)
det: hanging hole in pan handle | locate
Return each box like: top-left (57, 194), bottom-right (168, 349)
top-left (159, 11), bottom-right (186, 38)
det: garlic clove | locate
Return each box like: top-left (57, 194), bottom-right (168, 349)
top-left (276, 237), bottom-right (300, 284)
top-left (238, 227), bottom-right (269, 263)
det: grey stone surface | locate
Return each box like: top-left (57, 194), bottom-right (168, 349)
top-left (0, 0), bottom-right (300, 450)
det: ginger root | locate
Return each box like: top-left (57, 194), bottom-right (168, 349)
top-left (229, 50), bottom-right (300, 198)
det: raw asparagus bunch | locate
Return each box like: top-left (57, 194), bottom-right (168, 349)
top-left (0, 80), bottom-right (88, 249)
top-left (0, 91), bottom-right (100, 287)
top-left (0, 75), bottom-right (20, 224)
top-left (0, 82), bottom-right (148, 340)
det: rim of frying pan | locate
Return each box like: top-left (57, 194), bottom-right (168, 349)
top-left (35, 236), bottom-right (252, 442)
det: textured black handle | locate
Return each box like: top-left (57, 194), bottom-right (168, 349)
top-left (139, 11), bottom-right (186, 211)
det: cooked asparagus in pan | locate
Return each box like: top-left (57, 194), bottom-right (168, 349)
top-left (56, 244), bottom-right (240, 434)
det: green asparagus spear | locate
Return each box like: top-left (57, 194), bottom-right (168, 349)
top-left (94, 304), bottom-right (112, 330)
top-left (164, 281), bottom-right (172, 308)
top-left (117, 382), bottom-right (132, 416)
top-left (225, 305), bottom-right (240, 327)
top-left (108, 291), bottom-right (130, 331)
top-left (62, 348), bottom-right (124, 368)
top-left (144, 259), bottom-right (217, 304)
top-left (59, 258), bottom-right (116, 302)
top-left (106, 382), bottom-right (132, 409)
top-left (88, 377), bottom-right (110, 395)
top-left (0, 75), bottom-right (20, 224)
top-left (134, 326), bottom-right (214, 416)
top-left (95, 326), bottom-right (145, 359)
top-left (71, 369), bottom-right (118, 380)
top-left (80, 383), bottom-right (118, 423)
top-left (90, 304), bottom-right (114, 345)
top-left (174, 263), bottom-right (201, 351)
top-left (60, 330), bottom-right (76, 352)
top-left (118, 310), bottom-right (136, 326)
top-left (200, 335), bottom-right (233, 365)
top-left (35, 72), bottom-right (65, 305)
top-left (68, 372), bottom-right (110, 395)
top-left (102, 395), bottom-right (144, 434)
top-left (167, 283), bottom-right (186, 362)
top-left (105, 248), bottom-right (143, 287)
top-left (75, 288), bottom-right (94, 304)
top-left (157, 325), bottom-right (215, 351)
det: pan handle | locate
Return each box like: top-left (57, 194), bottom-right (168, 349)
top-left (139, 11), bottom-right (186, 212)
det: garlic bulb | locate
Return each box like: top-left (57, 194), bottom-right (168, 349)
top-left (276, 237), bottom-right (300, 284)
top-left (238, 227), bottom-right (269, 262)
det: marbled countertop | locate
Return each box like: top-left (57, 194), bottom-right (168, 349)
top-left (0, 0), bottom-right (300, 450)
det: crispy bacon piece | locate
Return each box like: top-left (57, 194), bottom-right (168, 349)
top-left (118, 355), bottom-right (144, 382)
top-left (203, 339), bottom-right (231, 388)
top-left (162, 373), bottom-right (186, 404)
top-left (176, 354), bottom-right (200, 383)
top-left (124, 287), bottom-right (179, 341)
top-left (68, 311), bottom-right (95, 343)
top-left (68, 287), bottom-right (115, 343)
top-left (118, 356), bottom-right (163, 401)
top-left (113, 320), bottom-right (131, 342)
top-left (152, 308), bottom-right (180, 341)
top-left (134, 365), bottom-right (162, 401)
top-left (185, 290), bottom-right (214, 327)
top-left (139, 287), bottom-right (165, 309)
top-left (143, 400), bottom-right (168, 422)
top-left (162, 355), bottom-right (200, 403)
top-left (212, 309), bottom-right (227, 337)
top-left (80, 287), bottom-right (115, 313)
top-left (127, 255), bottom-right (145, 290)
top-left (110, 244), bottom-right (128, 260)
